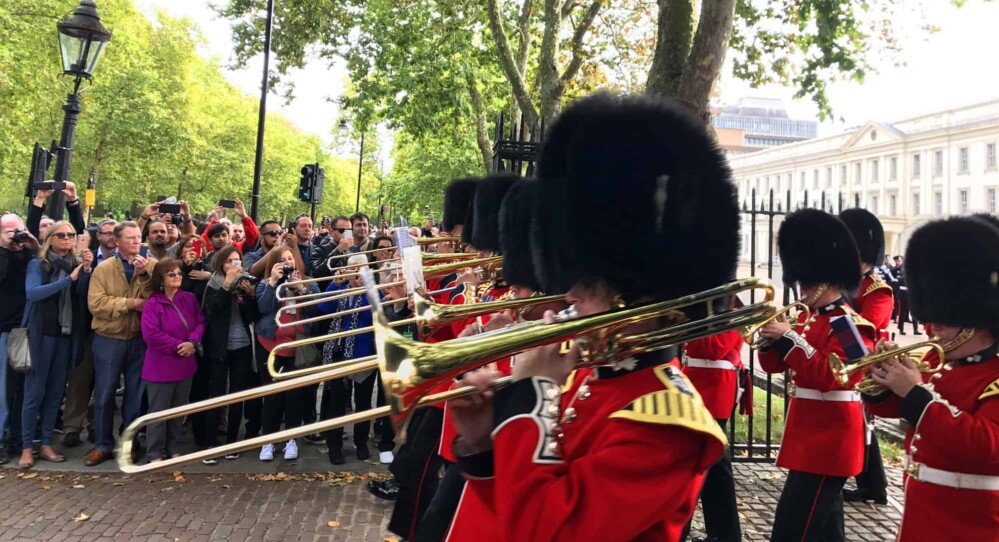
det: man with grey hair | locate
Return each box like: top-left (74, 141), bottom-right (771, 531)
top-left (0, 214), bottom-right (39, 464)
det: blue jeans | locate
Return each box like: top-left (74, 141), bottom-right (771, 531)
top-left (93, 335), bottom-right (145, 453)
top-left (0, 332), bottom-right (8, 444)
top-left (21, 335), bottom-right (72, 447)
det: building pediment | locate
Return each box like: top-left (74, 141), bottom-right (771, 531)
top-left (840, 122), bottom-right (904, 151)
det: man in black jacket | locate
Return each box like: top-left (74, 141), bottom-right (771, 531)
top-left (0, 213), bottom-right (40, 463)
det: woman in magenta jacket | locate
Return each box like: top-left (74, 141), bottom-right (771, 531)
top-left (140, 257), bottom-right (205, 463)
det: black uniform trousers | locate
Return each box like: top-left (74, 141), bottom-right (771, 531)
top-left (771, 471), bottom-right (847, 542)
top-left (897, 290), bottom-right (919, 333)
top-left (853, 419), bottom-right (887, 494)
top-left (388, 406), bottom-right (445, 540)
top-left (415, 457), bottom-right (463, 542)
top-left (680, 418), bottom-right (742, 542)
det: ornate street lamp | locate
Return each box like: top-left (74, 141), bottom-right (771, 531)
top-left (48, 0), bottom-right (112, 220)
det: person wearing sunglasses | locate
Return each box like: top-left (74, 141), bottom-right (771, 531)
top-left (139, 258), bottom-right (205, 463)
top-left (245, 221), bottom-right (295, 278)
top-left (18, 222), bottom-right (93, 469)
top-left (309, 215), bottom-right (352, 279)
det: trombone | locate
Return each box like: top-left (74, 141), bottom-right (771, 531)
top-left (266, 289), bottom-right (566, 380)
top-left (276, 255), bottom-right (503, 301)
top-left (272, 252), bottom-right (482, 291)
top-left (742, 302), bottom-right (812, 350)
top-left (117, 277), bottom-right (776, 474)
top-left (829, 339), bottom-right (945, 395)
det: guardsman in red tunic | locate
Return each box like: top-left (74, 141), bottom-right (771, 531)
top-left (863, 216), bottom-right (999, 542)
top-left (840, 207), bottom-right (893, 505)
top-left (681, 329), bottom-right (744, 542)
top-left (757, 209), bottom-right (876, 542)
top-left (442, 93), bottom-right (738, 541)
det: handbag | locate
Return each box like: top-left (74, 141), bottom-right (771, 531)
top-left (165, 299), bottom-right (203, 358)
top-left (293, 330), bottom-right (321, 369)
top-left (7, 305), bottom-right (31, 373)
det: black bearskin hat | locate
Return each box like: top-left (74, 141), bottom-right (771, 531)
top-left (905, 216), bottom-right (999, 329)
top-left (499, 178), bottom-right (540, 291)
top-left (531, 93), bottom-right (740, 302)
top-left (778, 209), bottom-right (861, 290)
top-left (470, 173), bottom-right (521, 252)
top-left (442, 178), bottom-right (478, 232)
top-left (839, 208), bottom-right (885, 267)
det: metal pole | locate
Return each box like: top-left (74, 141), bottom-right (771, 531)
top-left (355, 132), bottom-right (365, 213)
top-left (249, 0), bottom-right (275, 222)
top-left (50, 93), bottom-right (82, 221)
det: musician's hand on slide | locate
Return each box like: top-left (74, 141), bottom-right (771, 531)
top-left (759, 320), bottom-right (791, 340)
top-left (449, 368), bottom-right (498, 453)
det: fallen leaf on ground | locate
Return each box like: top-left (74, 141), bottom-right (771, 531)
top-left (18, 473), bottom-right (38, 479)
top-left (327, 521), bottom-right (340, 527)
top-left (72, 484), bottom-right (86, 489)
top-left (73, 513), bottom-right (89, 522)
top-left (208, 476), bottom-right (223, 482)
top-left (90, 475), bottom-right (101, 480)
top-left (173, 474), bottom-right (186, 483)
top-left (222, 485), bottom-right (230, 489)
top-left (42, 485), bottom-right (51, 490)
top-left (113, 482), bottom-right (126, 486)
top-left (383, 536), bottom-right (400, 542)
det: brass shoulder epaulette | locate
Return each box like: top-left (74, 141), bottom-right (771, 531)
top-left (863, 277), bottom-right (893, 298)
top-left (609, 365), bottom-right (727, 445)
top-left (842, 305), bottom-right (877, 330)
top-left (979, 377), bottom-right (999, 401)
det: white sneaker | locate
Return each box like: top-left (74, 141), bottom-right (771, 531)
top-left (283, 439), bottom-right (299, 460)
top-left (379, 451), bottom-right (394, 465)
top-left (259, 444), bottom-right (275, 462)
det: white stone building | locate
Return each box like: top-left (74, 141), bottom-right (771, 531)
top-left (729, 99), bottom-right (999, 264)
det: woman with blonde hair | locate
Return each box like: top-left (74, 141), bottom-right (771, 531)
top-left (18, 221), bottom-right (92, 468)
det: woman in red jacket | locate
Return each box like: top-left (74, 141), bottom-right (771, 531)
top-left (757, 209), bottom-right (876, 542)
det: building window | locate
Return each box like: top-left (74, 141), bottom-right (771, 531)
top-left (840, 165), bottom-right (847, 187)
top-left (913, 153), bottom-right (921, 178)
top-left (913, 193), bottom-right (921, 216)
top-left (812, 169), bottom-right (819, 191)
top-left (959, 147), bottom-right (969, 174)
top-left (934, 149), bottom-right (944, 177)
top-left (959, 189), bottom-right (969, 214)
top-left (786, 173), bottom-right (792, 194)
top-left (825, 167), bottom-right (833, 189)
top-left (988, 188), bottom-right (996, 214)
top-left (889, 193), bottom-right (897, 216)
top-left (934, 191), bottom-right (943, 216)
top-left (871, 159), bottom-right (879, 182)
top-left (854, 162), bottom-right (862, 185)
top-left (799, 172), bottom-right (805, 191)
top-left (987, 144), bottom-right (997, 171)
top-left (889, 157), bottom-right (898, 181)
top-left (870, 194), bottom-right (879, 215)
top-left (763, 175), bottom-right (770, 194)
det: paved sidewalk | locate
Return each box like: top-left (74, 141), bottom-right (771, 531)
top-left (0, 462), bottom-right (903, 541)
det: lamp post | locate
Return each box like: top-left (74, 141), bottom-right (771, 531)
top-left (52, 0), bottom-right (112, 221)
top-left (249, 0), bottom-right (274, 222)
top-left (338, 119), bottom-right (365, 213)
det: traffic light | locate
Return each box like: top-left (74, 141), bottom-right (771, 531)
top-left (299, 164), bottom-right (315, 202)
top-left (313, 166), bottom-right (325, 204)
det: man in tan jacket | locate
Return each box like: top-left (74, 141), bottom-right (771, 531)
top-left (84, 221), bottom-right (156, 466)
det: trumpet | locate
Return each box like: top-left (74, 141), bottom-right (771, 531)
top-left (742, 302), bottom-right (812, 350)
top-left (117, 277), bottom-right (776, 474)
top-left (829, 339), bottom-right (945, 395)
top-left (266, 289), bottom-right (566, 380)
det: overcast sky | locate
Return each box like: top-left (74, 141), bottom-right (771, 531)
top-left (135, 0), bottom-right (999, 143)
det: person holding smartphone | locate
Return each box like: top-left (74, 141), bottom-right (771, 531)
top-left (200, 200), bottom-right (259, 255)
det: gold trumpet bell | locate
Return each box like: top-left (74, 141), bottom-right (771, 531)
top-left (827, 339), bottom-right (946, 395)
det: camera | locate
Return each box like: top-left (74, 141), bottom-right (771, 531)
top-left (281, 265), bottom-right (295, 282)
top-left (12, 229), bottom-right (30, 244)
top-left (171, 214), bottom-right (184, 226)
top-left (239, 273), bottom-right (260, 286)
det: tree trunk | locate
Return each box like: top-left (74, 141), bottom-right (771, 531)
top-left (509, 0), bottom-right (535, 127)
top-left (646, 0), bottom-right (696, 98)
top-left (466, 75), bottom-right (494, 174)
top-left (676, 0), bottom-right (737, 117)
top-left (538, 0), bottom-right (564, 124)
top-left (486, 0), bottom-right (540, 129)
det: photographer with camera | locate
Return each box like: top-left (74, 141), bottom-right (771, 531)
top-left (193, 246), bottom-right (261, 463)
top-left (201, 200), bottom-right (258, 255)
top-left (253, 246), bottom-right (319, 462)
top-left (0, 214), bottom-right (40, 464)
top-left (136, 201), bottom-right (196, 254)
top-left (28, 181), bottom-right (85, 241)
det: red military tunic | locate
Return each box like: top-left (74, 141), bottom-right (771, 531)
top-left (854, 272), bottom-right (894, 336)
top-left (683, 330), bottom-right (743, 420)
top-left (864, 346), bottom-right (999, 541)
top-left (758, 300), bottom-right (875, 477)
top-left (444, 355), bottom-right (727, 541)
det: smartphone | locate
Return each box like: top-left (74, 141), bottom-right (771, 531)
top-left (158, 203), bottom-right (181, 214)
top-left (218, 199), bottom-right (236, 209)
top-left (33, 181), bottom-right (66, 191)
top-left (344, 230), bottom-right (353, 240)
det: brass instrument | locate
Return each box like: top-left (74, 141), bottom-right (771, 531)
top-left (272, 252), bottom-right (485, 294)
top-left (417, 236), bottom-right (460, 245)
top-left (266, 289), bottom-right (566, 380)
top-left (116, 277), bottom-right (775, 474)
top-left (276, 255), bottom-right (503, 302)
top-left (742, 302), bottom-right (812, 350)
top-left (828, 339), bottom-right (945, 395)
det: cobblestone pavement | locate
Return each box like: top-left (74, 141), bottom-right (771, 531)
top-left (0, 462), bottom-right (902, 541)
